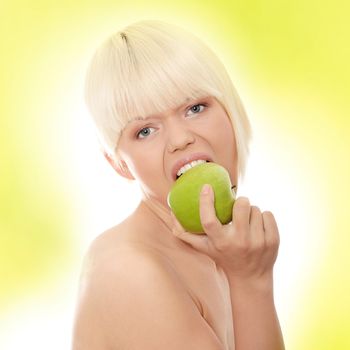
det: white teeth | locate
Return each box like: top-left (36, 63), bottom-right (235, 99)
top-left (184, 164), bottom-right (192, 171)
top-left (176, 159), bottom-right (207, 178)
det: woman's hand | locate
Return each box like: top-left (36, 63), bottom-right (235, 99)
top-left (170, 184), bottom-right (280, 283)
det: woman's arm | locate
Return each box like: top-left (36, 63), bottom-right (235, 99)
top-left (228, 274), bottom-right (284, 349)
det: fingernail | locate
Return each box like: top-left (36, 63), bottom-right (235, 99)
top-left (201, 184), bottom-right (210, 195)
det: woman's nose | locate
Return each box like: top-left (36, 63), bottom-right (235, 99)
top-left (166, 121), bottom-right (195, 153)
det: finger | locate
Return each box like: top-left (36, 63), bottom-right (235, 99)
top-left (170, 211), bottom-right (209, 253)
top-left (249, 205), bottom-right (265, 248)
top-left (199, 184), bottom-right (222, 238)
top-left (232, 197), bottom-right (251, 234)
top-left (262, 211), bottom-right (280, 250)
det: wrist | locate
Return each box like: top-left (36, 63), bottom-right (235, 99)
top-left (226, 272), bottom-right (275, 296)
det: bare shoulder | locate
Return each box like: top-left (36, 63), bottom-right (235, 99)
top-left (72, 225), bottom-right (224, 350)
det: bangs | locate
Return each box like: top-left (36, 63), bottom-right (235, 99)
top-left (114, 59), bottom-right (221, 126)
top-left (85, 21), bottom-right (223, 152)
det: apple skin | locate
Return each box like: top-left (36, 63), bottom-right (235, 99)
top-left (168, 162), bottom-right (235, 234)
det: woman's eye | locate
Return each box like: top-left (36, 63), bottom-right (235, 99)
top-left (187, 103), bottom-right (206, 116)
top-left (136, 127), bottom-right (155, 139)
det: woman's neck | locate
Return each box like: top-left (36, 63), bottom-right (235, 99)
top-left (133, 195), bottom-right (189, 250)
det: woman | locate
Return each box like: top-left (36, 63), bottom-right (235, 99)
top-left (72, 20), bottom-right (285, 350)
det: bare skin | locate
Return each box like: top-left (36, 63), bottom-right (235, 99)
top-left (72, 96), bottom-right (285, 349)
top-left (73, 200), bottom-right (234, 349)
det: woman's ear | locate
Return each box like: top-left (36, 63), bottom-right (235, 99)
top-left (103, 152), bottom-right (135, 180)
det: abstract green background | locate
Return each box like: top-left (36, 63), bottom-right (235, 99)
top-left (1, 0), bottom-right (349, 348)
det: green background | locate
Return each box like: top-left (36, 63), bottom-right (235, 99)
top-left (1, 0), bottom-right (349, 348)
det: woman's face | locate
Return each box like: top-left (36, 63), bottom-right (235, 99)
top-left (116, 95), bottom-right (238, 207)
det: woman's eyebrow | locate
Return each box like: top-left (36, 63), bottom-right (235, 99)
top-left (127, 97), bottom-right (211, 124)
top-left (127, 97), bottom-right (196, 124)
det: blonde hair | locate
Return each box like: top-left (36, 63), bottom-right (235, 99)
top-left (85, 20), bottom-right (252, 178)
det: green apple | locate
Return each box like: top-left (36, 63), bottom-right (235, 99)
top-left (168, 162), bottom-right (236, 234)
